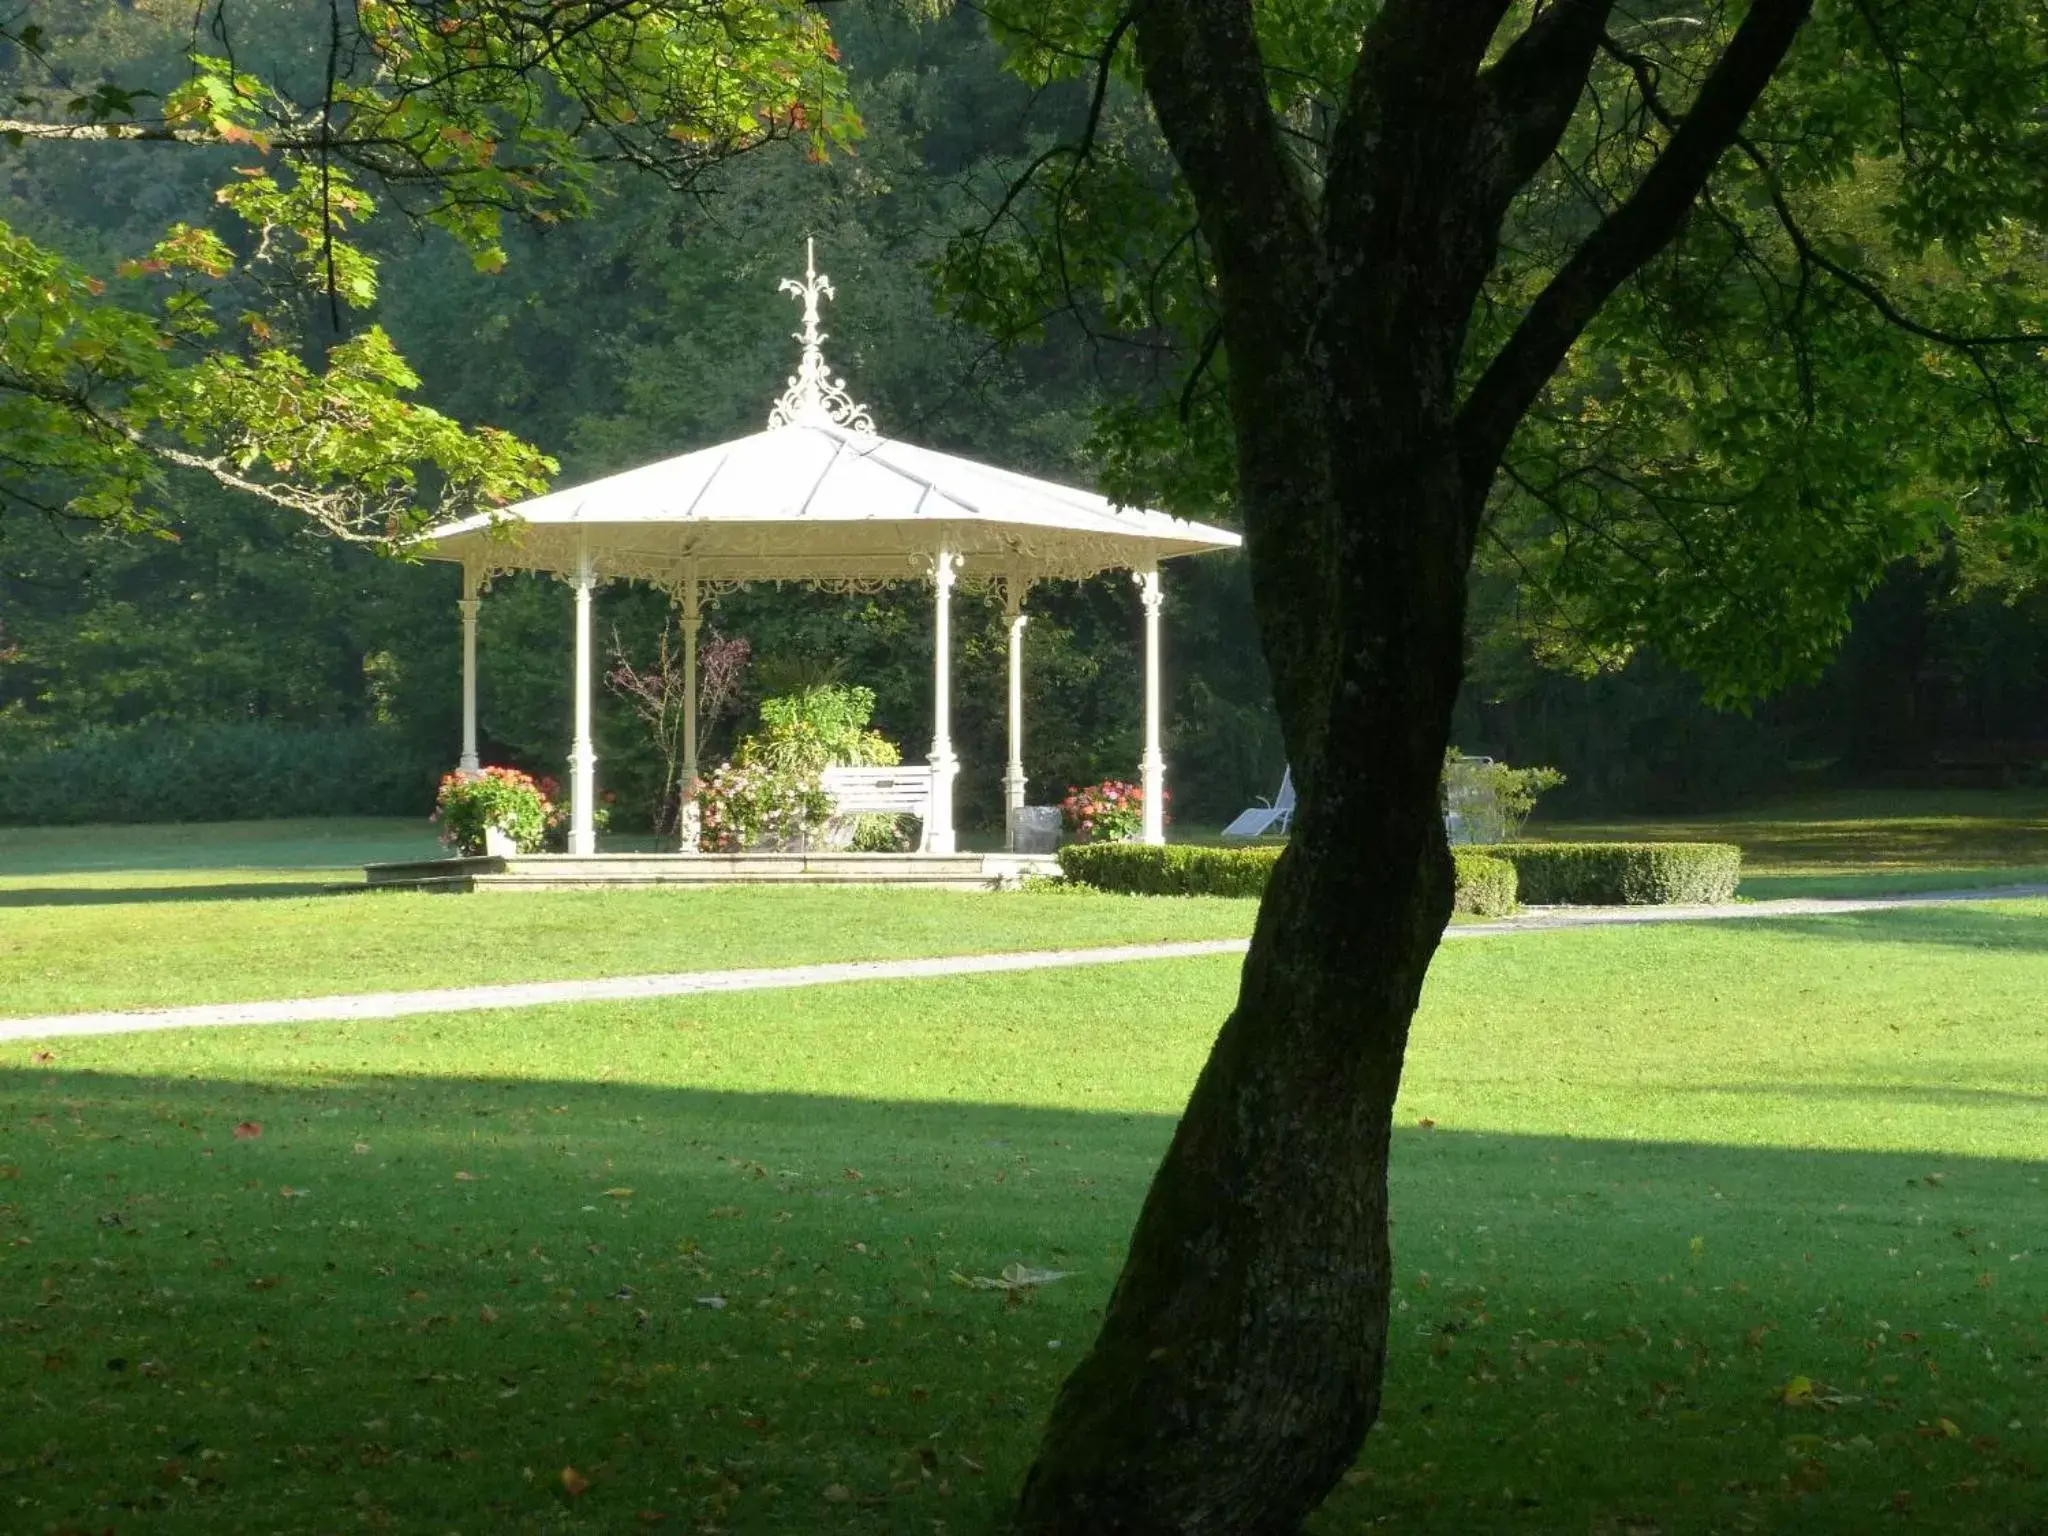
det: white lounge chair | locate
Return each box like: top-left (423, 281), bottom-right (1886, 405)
top-left (1221, 768), bottom-right (1295, 839)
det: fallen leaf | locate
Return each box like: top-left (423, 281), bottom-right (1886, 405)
top-left (694, 1295), bottom-right (727, 1311)
top-left (30, 1050), bottom-right (54, 1065)
top-left (232, 1122), bottom-right (261, 1140)
top-left (561, 1465), bottom-right (590, 1497)
top-left (1779, 1375), bottom-right (1815, 1407)
top-left (822, 1483), bottom-right (851, 1502)
top-left (603, 1187), bottom-right (633, 1199)
top-left (279, 1187), bottom-right (309, 1200)
top-left (1417, 1117), bottom-right (1437, 1130)
top-left (478, 1305), bottom-right (499, 1324)
top-left (352, 1142), bottom-right (370, 1155)
top-left (453, 1170), bottom-right (479, 1182)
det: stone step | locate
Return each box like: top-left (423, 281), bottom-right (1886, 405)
top-left (364, 852), bottom-right (1058, 893)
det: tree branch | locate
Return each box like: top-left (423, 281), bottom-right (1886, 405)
top-left (1130, 0), bottom-right (1318, 332)
top-left (1457, 0), bottom-right (1814, 482)
top-left (0, 119), bottom-right (212, 143)
top-left (1734, 136), bottom-right (2048, 352)
top-left (1476, 0), bottom-right (1622, 197)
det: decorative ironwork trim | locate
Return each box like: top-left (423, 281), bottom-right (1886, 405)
top-left (766, 239), bottom-right (878, 437)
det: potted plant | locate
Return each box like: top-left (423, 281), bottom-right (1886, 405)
top-left (432, 766), bottom-right (548, 856)
top-left (1060, 779), bottom-right (1160, 843)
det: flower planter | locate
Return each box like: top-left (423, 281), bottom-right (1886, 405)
top-left (482, 825), bottom-right (518, 858)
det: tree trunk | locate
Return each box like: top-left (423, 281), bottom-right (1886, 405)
top-left (1008, 0), bottom-right (1814, 1518)
top-left (1017, 431), bottom-right (1478, 1532)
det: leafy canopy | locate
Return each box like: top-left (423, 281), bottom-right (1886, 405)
top-left (941, 0), bottom-right (2048, 703)
top-left (0, 1), bottom-right (854, 539)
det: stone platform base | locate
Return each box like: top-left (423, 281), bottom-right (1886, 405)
top-left (363, 851), bottom-right (1060, 893)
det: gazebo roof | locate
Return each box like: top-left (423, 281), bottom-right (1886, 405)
top-left (412, 244), bottom-right (1239, 588)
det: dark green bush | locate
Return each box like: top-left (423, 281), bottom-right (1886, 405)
top-left (1491, 841), bottom-right (1741, 905)
top-left (1057, 843), bottom-right (1277, 898)
top-left (0, 723), bottom-right (442, 825)
top-left (1449, 848), bottom-right (1518, 917)
top-left (1056, 842), bottom-right (1519, 916)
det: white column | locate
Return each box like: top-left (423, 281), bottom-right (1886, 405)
top-left (1137, 566), bottom-right (1166, 846)
top-left (678, 570), bottom-right (702, 853)
top-left (567, 543), bottom-right (598, 856)
top-left (927, 549), bottom-right (961, 855)
top-left (1002, 576), bottom-right (1029, 851)
top-left (457, 568), bottom-right (481, 772)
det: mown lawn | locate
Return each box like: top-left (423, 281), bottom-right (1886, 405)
top-left (1527, 788), bottom-right (2048, 900)
top-left (0, 881), bottom-right (1253, 1022)
top-left (3, 902), bottom-right (2044, 1533)
top-left (0, 818), bottom-right (445, 877)
top-left (7, 791), bottom-right (2047, 1019)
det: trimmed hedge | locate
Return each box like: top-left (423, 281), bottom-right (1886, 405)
top-left (0, 723), bottom-right (442, 826)
top-left (1054, 842), bottom-right (1520, 917)
top-left (1058, 842), bottom-right (1275, 898)
top-left (1491, 841), bottom-right (1741, 905)
top-left (1450, 848), bottom-right (1518, 918)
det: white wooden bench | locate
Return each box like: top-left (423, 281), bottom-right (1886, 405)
top-left (819, 765), bottom-right (935, 851)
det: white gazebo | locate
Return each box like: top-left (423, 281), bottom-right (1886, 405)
top-left (401, 243), bottom-right (1239, 876)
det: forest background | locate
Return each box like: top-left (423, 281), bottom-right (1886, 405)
top-left (4, 2), bottom-right (2045, 833)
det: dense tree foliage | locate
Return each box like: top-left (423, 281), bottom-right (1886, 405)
top-left (3, 4), bottom-right (2041, 837)
top-left (0, 0), bottom-right (849, 538)
top-left (1, 3), bottom-right (1285, 826)
top-left (932, 0), bottom-right (2048, 1529)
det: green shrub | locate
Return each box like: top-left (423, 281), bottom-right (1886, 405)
top-left (1058, 843), bottom-right (1276, 898)
top-left (1057, 842), bottom-right (1519, 915)
top-left (848, 811), bottom-right (919, 852)
top-left (1444, 749), bottom-right (1566, 843)
top-left (1492, 842), bottom-right (1741, 905)
top-left (691, 684), bottom-right (902, 851)
top-left (694, 759), bottom-right (833, 852)
top-left (1449, 848), bottom-right (1518, 917)
top-left (0, 722), bottom-right (440, 825)
top-left (749, 685), bottom-right (899, 774)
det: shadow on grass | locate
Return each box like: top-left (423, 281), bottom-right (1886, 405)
top-left (0, 884), bottom-right (352, 909)
top-left (3, 1062), bottom-right (2044, 1534)
top-left (0, 880), bottom-right (350, 908)
top-left (1674, 1080), bottom-right (2048, 1112)
top-left (1752, 902), bottom-right (2048, 953)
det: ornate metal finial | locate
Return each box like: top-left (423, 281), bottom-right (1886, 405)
top-left (766, 238), bottom-right (877, 436)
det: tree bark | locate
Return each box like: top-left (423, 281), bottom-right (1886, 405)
top-left (1016, 420), bottom-right (1478, 1535)
top-left (1016, 0), bottom-right (1813, 1528)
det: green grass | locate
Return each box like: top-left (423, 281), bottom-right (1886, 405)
top-left (8, 793), bottom-right (2045, 1016)
top-left (1528, 788), bottom-right (2048, 900)
top-left (0, 817), bottom-right (445, 876)
top-left (4, 903), bottom-right (2045, 1532)
top-left (0, 882), bottom-right (1253, 1018)
top-left (0, 819), bottom-right (1253, 1018)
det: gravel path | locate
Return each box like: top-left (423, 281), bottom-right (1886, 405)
top-left (4, 884), bottom-right (2040, 1043)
